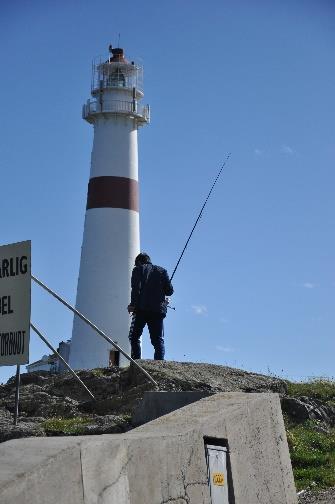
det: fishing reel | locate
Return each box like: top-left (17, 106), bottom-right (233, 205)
top-left (165, 297), bottom-right (176, 311)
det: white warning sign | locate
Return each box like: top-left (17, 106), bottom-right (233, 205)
top-left (0, 241), bottom-right (31, 365)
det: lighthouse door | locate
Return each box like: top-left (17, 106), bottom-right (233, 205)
top-left (109, 350), bottom-right (120, 367)
top-left (205, 440), bottom-right (233, 503)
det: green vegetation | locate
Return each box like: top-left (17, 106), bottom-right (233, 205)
top-left (286, 420), bottom-right (335, 491)
top-left (284, 378), bottom-right (335, 490)
top-left (286, 378), bottom-right (335, 405)
top-left (42, 417), bottom-right (92, 435)
top-left (89, 368), bottom-right (108, 377)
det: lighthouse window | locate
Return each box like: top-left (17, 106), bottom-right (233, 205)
top-left (108, 68), bottom-right (126, 88)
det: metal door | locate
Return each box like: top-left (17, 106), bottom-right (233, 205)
top-left (205, 443), bottom-right (230, 503)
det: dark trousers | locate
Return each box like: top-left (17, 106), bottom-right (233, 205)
top-left (129, 310), bottom-right (165, 360)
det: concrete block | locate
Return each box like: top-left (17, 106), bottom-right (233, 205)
top-left (0, 437), bottom-right (84, 504)
top-left (0, 393), bottom-right (297, 503)
top-left (132, 390), bottom-right (213, 425)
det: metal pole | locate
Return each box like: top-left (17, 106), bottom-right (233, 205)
top-left (31, 275), bottom-right (158, 388)
top-left (13, 364), bottom-right (20, 426)
top-left (30, 323), bottom-right (95, 400)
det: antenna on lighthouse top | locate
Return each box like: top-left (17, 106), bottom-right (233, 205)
top-left (118, 33), bottom-right (121, 47)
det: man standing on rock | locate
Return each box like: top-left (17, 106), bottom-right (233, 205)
top-left (127, 253), bottom-right (174, 360)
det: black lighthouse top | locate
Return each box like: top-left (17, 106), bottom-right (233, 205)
top-left (108, 45), bottom-right (128, 64)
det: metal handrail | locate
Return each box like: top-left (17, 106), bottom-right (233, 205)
top-left (31, 274), bottom-right (158, 388)
top-left (30, 322), bottom-right (95, 400)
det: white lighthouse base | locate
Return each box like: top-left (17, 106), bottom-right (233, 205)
top-left (69, 207), bottom-right (139, 370)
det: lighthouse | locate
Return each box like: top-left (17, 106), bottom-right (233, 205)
top-left (69, 45), bottom-right (149, 369)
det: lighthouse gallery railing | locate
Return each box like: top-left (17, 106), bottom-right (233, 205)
top-left (83, 99), bottom-right (150, 123)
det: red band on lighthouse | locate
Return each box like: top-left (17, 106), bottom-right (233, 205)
top-left (86, 176), bottom-right (139, 212)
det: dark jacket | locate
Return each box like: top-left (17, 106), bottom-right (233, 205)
top-left (130, 263), bottom-right (174, 315)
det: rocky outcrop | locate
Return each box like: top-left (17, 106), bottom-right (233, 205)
top-left (282, 396), bottom-right (335, 426)
top-left (0, 360), bottom-right (334, 443)
top-left (0, 408), bottom-right (45, 443)
top-left (4, 386), bottom-right (80, 418)
top-left (128, 360), bottom-right (288, 394)
top-left (0, 360), bottom-right (289, 442)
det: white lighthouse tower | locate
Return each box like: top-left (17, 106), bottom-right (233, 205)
top-left (69, 45), bottom-right (149, 369)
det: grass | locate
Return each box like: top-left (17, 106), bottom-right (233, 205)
top-left (284, 378), bottom-right (335, 491)
top-left (286, 378), bottom-right (335, 404)
top-left (42, 417), bottom-right (92, 435)
top-left (286, 420), bottom-right (335, 491)
top-left (89, 368), bottom-right (107, 377)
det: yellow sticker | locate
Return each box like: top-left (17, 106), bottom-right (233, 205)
top-left (213, 472), bottom-right (225, 486)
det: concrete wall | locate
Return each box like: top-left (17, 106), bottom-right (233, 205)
top-left (0, 393), bottom-right (297, 504)
top-left (132, 390), bottom-right (213, 425)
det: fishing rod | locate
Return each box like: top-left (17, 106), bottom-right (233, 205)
top-left (170, 152), bottom-right (231, 283)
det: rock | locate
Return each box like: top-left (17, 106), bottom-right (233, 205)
top-left (79, 398), bottom-right (117, 415)
top-left (79, 382), bottom-right (152, 416)
top-left (311, 423), bottom-right (331, 435)
top-left (281, 396), bottom-right (335, 426)
top-left (298, 487), bottom-right (335, 503)
top-left (4, 386), bottom-right (80, 418)
top-left (0, 422), bottom-right (46, 443)
top-left (80, 415), bottom-right (131, 435)
top-left (128, 360), bottom-right (288, 394)
top-left (23, 416), bottom-right (46, 424)
top-left (0, 407), bottom-right (45, 443)
top-left (44, 369), bottom-right (121, 402)
top-left (0, 384), bottom-right (43, 412)
top-left (20, 371), bottom-right (52, 387)
top-left (0, 408), bottom-right (13, 428)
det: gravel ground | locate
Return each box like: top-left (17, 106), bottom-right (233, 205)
top-left (298, 488), bottom-right (335, 504)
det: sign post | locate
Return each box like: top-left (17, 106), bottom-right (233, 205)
top-left (0, 240), bottom-right (31, 424)
top-left (14, 364), bottom-right (20, 426)
top-left (0, 240), bottom-right (31, 366)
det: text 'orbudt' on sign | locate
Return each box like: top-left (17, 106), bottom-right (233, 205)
top-left (0, 241), bottom-right (31, 365)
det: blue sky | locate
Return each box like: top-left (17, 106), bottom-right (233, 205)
top-left (0, 0), bottom-right (334, 383)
